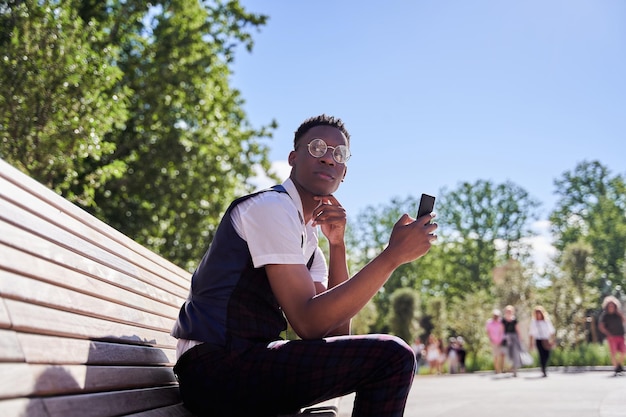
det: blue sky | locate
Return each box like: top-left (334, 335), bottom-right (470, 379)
top-left (231, 1), bottom-right (625, 229)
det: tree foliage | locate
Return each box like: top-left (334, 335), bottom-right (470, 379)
top-left (386, 287), bottom-right (421, 343)
top-left (0, 0), bottom-right (275, 270)
top-left (544, 242), bottom-right (598, 347)
top-left (436, 179), bottom-right (541, 299)
top-left (448, 290), bottom-right (492, 371)
top-left (0, 0), bottom-right (129, 202)
top-left (550, 160), bottom-right (626, 296)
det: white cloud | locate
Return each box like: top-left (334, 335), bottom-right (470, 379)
top-left (250, 160), bottom-right (291, 191)
top-left (524, 219), bottom-right (557, 273)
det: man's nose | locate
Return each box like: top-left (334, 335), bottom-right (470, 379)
top-left (318, 150), bottom-right (335, 165)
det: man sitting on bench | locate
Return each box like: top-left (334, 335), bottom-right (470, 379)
top-left (171, 114), bottom-right (438, 416)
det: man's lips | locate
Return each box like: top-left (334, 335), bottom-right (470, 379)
top-left (314, 170), bottom-right (336, 181)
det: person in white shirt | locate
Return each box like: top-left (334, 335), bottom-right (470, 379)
top-left (528, 305), bottom-right (556, 377)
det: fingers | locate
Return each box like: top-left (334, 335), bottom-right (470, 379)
top-left (416, 212), bottom-right (436, 226)
top-left (312, 196), bottom-right (346, 227)
top-left (387, 212), bottom-right (439, 263)
top-left (313, 195), bottom-right (342, 206)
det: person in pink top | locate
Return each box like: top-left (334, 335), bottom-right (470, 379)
top-left (486, 309), bottom-right (506, 374)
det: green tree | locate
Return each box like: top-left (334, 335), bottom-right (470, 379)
top-left (448, 290), bottom-right (492, 371)
top-left (0, 0), bottom-right (129, 205)
top-left (1, 0), bottom-right (274, 270)
top-left (437, 179), bottom-right (541, 299)
top-left (351, 300), bottom-right (379, 335)
top-left (348, 195), bottom-right (446, 332)
top-left (425, 296), bottom-right (447, 340)
top-left (493, 259), bottom-right (533, 313)
top-left (560, 241), bottom-right (597, 346)
top-left (386, 288), bottom-right (421, 343)
top-left (349, 196), bottom-right (422, 329)
top-left (550, 160), bottom-right (626, 297)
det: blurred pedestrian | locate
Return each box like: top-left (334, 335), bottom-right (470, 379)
top-left (456, 336), bottom-right (467, 373)
top-left (598, 295), bottom-right (626, 375)
top-left (425, 334), bottom-right (443, 375)
top-left (411, 337), bottom-right (425, 374)
top-left (502, 305), bottom-right (523, 377)
top-left (528, 305), bottom-right (555, 377)
top-left (446, 337), bottom-right (460, 374)
top-left (486, 309), bottom-right (506, 374)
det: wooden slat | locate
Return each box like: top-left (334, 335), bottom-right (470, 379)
top-left (0, 161), bottom-right (190, 287)
top-left (0, 237), bottom-right (183, 313)
top-left (0, 363), bottom-right (176, 399)
top-left (0, 296), bottom-right (12, 328)
top-left (0, 271), bottom-right (175, 332)
top-left (0, 398), bottom-right (49, 417)
top-left (0, 329), bottom-right (24, 363)
top-left (0, 159), bottom-right (189, 281)
top-left (42, 386), bottom-right (183, 417)
top-left (17, 334), bottom-right (176, 365)
top-left (4, 299), bottom-right (176, 348)
top-left (0, 199), bottom-right (189, 300)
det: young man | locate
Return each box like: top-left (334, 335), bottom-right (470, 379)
top-left (171, 114), bottom-right (438, 416)
top-left (598, 295), bottom-right (626, 375)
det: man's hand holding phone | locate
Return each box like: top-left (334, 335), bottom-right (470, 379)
top-left (417, 193), bottom-right (436, 224)
top-left (385, 193), bottom-right (438, 266)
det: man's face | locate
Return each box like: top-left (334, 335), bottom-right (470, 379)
top-left (289, 125), bottom-right (348, 197)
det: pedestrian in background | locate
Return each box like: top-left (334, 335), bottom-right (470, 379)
top-left (425, 334), bottom-right (443, 375)
top-left (486, 309), bottom-right (505, 374)
top-left (411, 337), bottom-right (425, 374)
top-left (456, 336), bottom-right (467, 373)
top-left (598, 295), bottom-right (626, 375)
top-left (502, 305), bottom-right (523, 377)
top-left (446, 337), bottom-right (460, 374)
top-left (529, 305), bottom-right (555, 377)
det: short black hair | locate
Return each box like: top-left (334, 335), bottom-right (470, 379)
top-left (293, 114), bottom-right (351, 148)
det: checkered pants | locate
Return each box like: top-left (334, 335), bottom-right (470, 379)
top-left (174, 334), bottom-right (416, 417)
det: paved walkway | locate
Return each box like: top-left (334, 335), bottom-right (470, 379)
top-left (337, 367), bottom-right (626, 416)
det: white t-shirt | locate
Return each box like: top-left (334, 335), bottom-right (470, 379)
top-left (230, 178), bottom-right (328, 285)
top-left (529, 319), bottom-right (555, 340)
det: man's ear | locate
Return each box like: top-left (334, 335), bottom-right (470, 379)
top-left (341, 166), bottom-right (347, 182)
top-left (288, 150), bottom-right (296, 166)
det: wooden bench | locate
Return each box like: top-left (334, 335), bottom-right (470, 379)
top-left (0, 159), bottom-right (339, 417)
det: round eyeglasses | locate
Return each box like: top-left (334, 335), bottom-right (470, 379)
top-left (306, 138), bottom-right (351, 164)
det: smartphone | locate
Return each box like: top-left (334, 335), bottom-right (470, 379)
top-left (417, 193), bottom-right (436, 219)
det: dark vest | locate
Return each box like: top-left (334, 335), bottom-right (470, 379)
top-left (171, 185), bottom-right (310, 347)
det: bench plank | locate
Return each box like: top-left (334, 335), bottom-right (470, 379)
top-left (0, 329), bottom-right (24, 363)
top-left (4, 299), bottom-right (176, 348)
top-left (0, 237), bottom-right (182, 313)
top-left (0, 198), bottom-right (189, 300)
top-left (0, 270), bottom-right (176, 332)
top-left (0, 169), bottom-right (188, 291)
top-left (42, 386), bottom-right (185, 417)
top-left (0, 299), bottom-right (14, 329)
top-left (17, 334), bottom-right (175, 365)
top-left (0, 363), bottom-right (177, 399)
top-left (0, 398), bottom-right (48, 417)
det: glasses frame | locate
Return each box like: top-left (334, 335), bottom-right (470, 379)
top-left (305, 138), bottom-right (351, 164)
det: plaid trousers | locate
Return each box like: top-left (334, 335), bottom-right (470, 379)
top-left (174, 334), bottom-right (416, 417)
